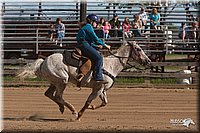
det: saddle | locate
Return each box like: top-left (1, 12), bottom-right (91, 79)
top-left (71, 47), bottom-right (92, 83)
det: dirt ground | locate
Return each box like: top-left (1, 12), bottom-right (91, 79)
top-left (2, 87), bottom-right (199, 132)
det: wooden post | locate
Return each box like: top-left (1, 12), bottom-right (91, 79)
top-left (36, 28), bottom-right (39, 55)
top-left (75, 1), bottom-right (79, 20)
top-left (37, 0), bottom-right (42, 20)
top-left (80, 1), bottom-right (87, 22)
top-left (2, 2), bottom-right (5, 16)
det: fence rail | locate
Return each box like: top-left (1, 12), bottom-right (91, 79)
top-left (3, 58), bottom-right (199, 89)
top-left (2, 1), bottom-right (199, 88)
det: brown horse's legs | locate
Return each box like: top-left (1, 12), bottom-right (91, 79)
top-left (44, 84), bottom-right (65, 114)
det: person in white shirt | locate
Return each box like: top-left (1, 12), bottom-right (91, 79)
top-left (139, 7), bottom-right (148, 33)
top-left (55, 18), bottom-right (65, 47)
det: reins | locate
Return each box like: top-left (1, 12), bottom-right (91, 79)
top-left (108, 50), bottom-right (129, 59)
top-left (108, 47), bottom-right (156, 71)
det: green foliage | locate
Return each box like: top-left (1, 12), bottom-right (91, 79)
top-left (3, 76), bottom-right (46, 82)
top-left (3, 76), bottom-right (15, 81)
top-left (3, 76), bottom-right (178, 85)
top-left (116, 77), bottom-right (144, 84)
top-left (150, 78), bottom-right (178, 84)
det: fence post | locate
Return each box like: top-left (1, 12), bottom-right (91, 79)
top-left (122, 30), bottom-right (126, 45)
top-left (36, 28), bottom-right (39, 55)
top-left (165, 26), bottom-right (169, 54)
top-left (144, 70), bottom-right (152, 87)
top-left (80, 1), bottom-right (87, 22)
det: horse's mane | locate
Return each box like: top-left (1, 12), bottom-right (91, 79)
top-left (106, 43), bottom-right (130, 58)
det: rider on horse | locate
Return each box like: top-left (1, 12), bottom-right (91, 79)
top-left (76, 14), bottom-right (111, 84)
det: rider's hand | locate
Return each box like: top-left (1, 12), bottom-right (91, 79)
top-left (105, 44), bottom-right (111, 50)
top-left (97, 45), bottom-right (103, 49)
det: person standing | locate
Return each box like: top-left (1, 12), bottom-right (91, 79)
top-left (178, 22), bottom-right (190, 48)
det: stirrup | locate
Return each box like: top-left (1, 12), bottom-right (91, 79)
top-left (76, 73), bottom-right (84, 82)
top-left (76, 74), bottom-right (84, 88)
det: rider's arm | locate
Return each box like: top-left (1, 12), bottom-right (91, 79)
top-left (86, 24), bottom-right (106, 47)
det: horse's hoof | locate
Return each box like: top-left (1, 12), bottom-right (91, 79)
top-left (76, 118), bottom-right (81, 122)
top-left (59, 106), bottom-right (65, 114)
top-left (88, 105), bottom-right (95, 110)
top-left (76, 112), bottom-right (82, 121)
top-left (72, 111), bottom-right (78, 118)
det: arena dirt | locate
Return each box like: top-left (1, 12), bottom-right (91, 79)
top-left (3, 87), bottom-right (198, 132)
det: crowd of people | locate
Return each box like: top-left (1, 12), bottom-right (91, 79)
top-left (93, 7), bottom-right (162, 39)
top-left (178, 20), bottom-right (199, 45)
top-left (48, 6), bottom-right (199, 46)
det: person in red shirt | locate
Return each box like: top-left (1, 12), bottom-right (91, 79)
top-left (102, 21), bottom-right (111, 39)
top-left (122, 17), bottom-right (132, 38)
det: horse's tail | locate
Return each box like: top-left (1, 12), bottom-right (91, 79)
top-left (16, 58), bottom-right (44, 79)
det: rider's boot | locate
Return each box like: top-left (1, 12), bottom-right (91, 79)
top-left (95, 80), bottom-right (108, 84)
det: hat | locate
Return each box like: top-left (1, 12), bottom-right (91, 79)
top-left (141, 7), bottom-right (145, 10)
top-left (113, 14), bottom-right (118, 17)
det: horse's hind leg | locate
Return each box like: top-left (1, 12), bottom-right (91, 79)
top-left (54, 84), bottom-right (77, 116)
top-left (44, 84), bottom-right (65, 114)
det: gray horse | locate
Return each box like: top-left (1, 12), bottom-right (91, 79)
top-left (16, 41), bottom-right (151, 121)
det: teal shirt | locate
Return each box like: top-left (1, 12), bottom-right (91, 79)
top-left (76, 23), bottom-right (105, 48)
top-left (149, 13), bottom-right (160, 21)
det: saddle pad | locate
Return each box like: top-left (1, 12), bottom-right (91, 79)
top-left (62, 50), bottom-right (79, 67)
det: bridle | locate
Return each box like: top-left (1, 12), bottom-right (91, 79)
top-left (108, 43), bottom-right (153, 71)
top-left (108, 45), bottom-right (133, 67)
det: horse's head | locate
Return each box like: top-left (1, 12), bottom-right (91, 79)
top-left (127, 41), bottom-right (151, 66)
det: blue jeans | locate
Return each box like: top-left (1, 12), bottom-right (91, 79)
top-left (77, 41), bottom-right (103, 80)
top-left (132, 28), bottom-right (143, 37)
top-left (56, 32), bottom-right (64, 39)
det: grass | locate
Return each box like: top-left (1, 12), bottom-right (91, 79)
top-left (150, 78), bottom-right (178, 84)
top-left (165, 54), bottom-right (188, 60)
top-left (3, 76), bottom-right (178, 85)
top-left (116, 77), bottom-right (144, 84)
top-left (3, 76), bottom-right (46, 82)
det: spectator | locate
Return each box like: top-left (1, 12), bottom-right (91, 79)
top-left (48, 24), bottom-right (55, 41)
top-left (138, 7), bottom-right (148, 33)
top-left (102, 21), bottom-right (111, 39)
top-left (178, 22), bottom-right (190, 43)
top-left (122, 17), bottom-right (132, 38)
top-left (132, 14), bottom-right (144, 37)
top-left (149, 8), bottom-right (160, 30)
top-left (109, 14), bottom-right (121, 37)
top-left (197, 17), bottom-right (200, 39)
top-left (189, 21), bottom-right (198, 42)
top-left (55, 18), bottom-right (65, 47)
top-left (94, 17), bottom-right (105, 38)
top-left (97, 17), bottom-right (105, 29)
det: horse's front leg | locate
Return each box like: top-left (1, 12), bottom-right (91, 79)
top-left (77, 84), bottom-right (103, 121)
top-left (88, 89), bottom-right (108, 110)
top-left (44, 84), bottom-right (65, 114)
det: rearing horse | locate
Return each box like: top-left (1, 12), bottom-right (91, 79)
top-left (16, 41), bottom-right (151, 121)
